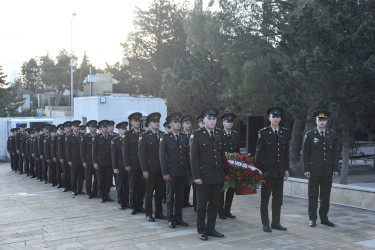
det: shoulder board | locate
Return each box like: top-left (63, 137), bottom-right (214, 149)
top-left (160, 137), bottom-right (163, 142)
top-left (180, 131), bottom-right (186, 134)
top-left (232, 130), bottom-right (238, 134)
top-left (160, 131), bottom-right (165, 135)
top-left (111, 140), bottom-right (115, 144)
top-left (281, 127), bottom-right (288, 130)
top-left (125, 130), bottom-right (133, 135)
top-left (215, 127), bottom-right (221, 131)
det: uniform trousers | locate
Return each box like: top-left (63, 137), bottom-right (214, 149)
top-left (308, 176), bottom-right (332, 222)
top-left (85, 164), bottom-right (98, 196)
top-left (71, 163), bottom-right (84, 192)
top-left (167, 176), bottom-right (185, 221)
top-left (129, 168), bottom-right (145, 210)
top-left (62, 161), bottom-right (71, 189)
top-left (29, 157), bottom-right (35, 177)
top-left (18, 153), bottom-right (23, 173)
top-left (49, 161), bottom-right (57, 185)
top-left (23, 156), bottom-right (30, 175)
top-left (56, 160), bottom-right (62, 186)
top-left (96, 165), bottom-right (112, 199)
top-left (145, 172), bottom-right (163, 216)
top-left (260, 177), bottom-right (284, 226)
top-left (116, 171), bottom-right (129, 205)
top-left (219, 188), bottom-right (235, 214)
top-left (196, 183), bottom-right (222, 234)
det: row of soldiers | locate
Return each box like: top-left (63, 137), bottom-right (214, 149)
top-left (6, 109), bottom-right (240, 233)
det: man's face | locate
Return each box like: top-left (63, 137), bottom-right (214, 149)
top-left (316, 118), bottom-right (328, 129)
top-left (72, 125), bottom-right (79, 133)
top-left (131, 120), bottom-right (141, 129)
top-left (204, 116), bottom-right (217, 130)
top-left (80, 128), bottom-right (86, 134)
top-left (170, 120), bottom-right (181, 131)
top-left (89, 126), bottom-right (97, 134)
top-left (108, 125), bottom-right (114, 132)
top-left (223, 120), bottom-right (233, 130)
top-left (20, 127), bottom-right (26, 133)
top-left (198, 121), bottom-right (205, 128)
top-left (182, 121), bottom-right (191, 131)
top-left (51, 131), bottom-right (57, 137)
top-left (64, 127), bottom-right (71, 133)
top-left (150, 120), bottom-right (160, 130)
top-left (59, 128), bottom-right (64, 134)
top-left (269, 115), bottom-right (281, 127)
top-left (101, 126), bottom-right (108, 134)
top-left (118, 128), bottom-right (126, 135)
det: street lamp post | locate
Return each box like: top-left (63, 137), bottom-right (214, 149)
top-left (70, 13), bottom-right (76, 117)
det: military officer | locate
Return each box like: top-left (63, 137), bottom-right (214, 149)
top-left (163, 121), bottom-right (172, 133)
top-left (160, 112), bottom-right (190, 228)
top-left (38, 124), bottom-right (50, 183)
top-left (7, 128), bottom-right (16, 171)
top-left (66, 120), bottom-right (85, 196)
top-left (33, 127), bottom-right (42, 181)
top-left (111, 121), bottom-right (129, 209)
top-left (45, 126), bottom-right (57, 186)
top-left (303, 111), bottom-right (339, 228)
top-left (219, 112), bottom-right (240, 220)
top-left (92, 120), bottom-right (114, 203)
top-left (79, 125), bottom-right (87, 135)
top-left (59, 121), bottom-right (72, 191)
top-left (21, 128), bottom-right (31, 176)
top-left (123, 112), bottom-right (146, 215)
top-left (190, 106), bottom-right (227, 241)
top-left (197, 115), bottom-right (204, 129)
top-left (181, 115), bottom-right (195, 208)
top-left (139, 112), bottom-right (167, 222)
top-left (81, 120), bottom-right (98, 199)
top-left (53, 125), bottom-right (64, 188)
top-left (255, 107), bottom-right (289, 233)
top-left (28, 129), bottom-right (36, 178)
top-left (16, 123), bottom-right (27, 174)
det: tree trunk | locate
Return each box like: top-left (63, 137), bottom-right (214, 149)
top-left (289, 119), bottom-right (305, 176)
top-left (340, 128), bottom-right (350, 184)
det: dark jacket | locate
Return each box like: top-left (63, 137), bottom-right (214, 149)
top-left (222, 130), bottom-right (240, 153)
top-left (33, 135), bottom-right (40, 157)
top-left (92, 133), bottom-right (112, 166)
top-left (255, 126), bottom-right (290, 178)
top-left (51, 136), bottom-right (58, 159)
top-left (38, 133), bottom-right (47, 157)
top-left (123, 129), bottom-right (144, 170)
top-left (44, 136), bottom-right (53, 161)
top-left (190, 128), bottom-right (226, 184)
top-left (80, 133), bottom-right (95, 164)
top-left (58, 134), bottom-right (66, 160)
top-left (159, 132), bottom-right (189, 177)
top-left (111, 134), bottom-right (125, 172)
top-left (138, 130), bottom-right (165, 174)
top-left (302, 128), bottom-right (339, 176)
top-left (66, 133), bottom-right (82, 164)
top-left (15, 132), bottom-right (25, 152)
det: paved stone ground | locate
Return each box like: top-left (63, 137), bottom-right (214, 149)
top-left (1, 162), bottom-right (375, 250)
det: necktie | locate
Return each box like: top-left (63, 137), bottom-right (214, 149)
top-left (137, 131), bottom-right (140, 137)
top-left (155, 132), bottom-right (159, 139)
top-left (320, 131), bottom-right (324, 138)
top-left (228, 133), bottom-right (231, 140)
top-left (210, 130), bottom-right (214, 143)
top-left (274, 130), bottom-right (278, 140)
top-left (176, 134), bottom-right (180, 147)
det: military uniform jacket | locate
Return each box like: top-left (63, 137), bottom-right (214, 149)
top-left (111, 135), bottom-right (125, 172)
top-left (20, 134), bottom-right (28, 154)
top-left (15, 132), bottom-right (25, 152)
top-left (25, 136), bottom-right (31, 158)
top-left (33, 136), bottom-right (40, 157)
top-left (80, 133), bottom-right (95, 164)
top-left (190, 128), bottom-right (227, 184)
top-left (38, 133), bottom-right (47, 156)
top-left (302, 128), bottom-right (339, 176)
top-left (123, 129), bottom-right (144, 170)
top-left (66, 133), bottom-right (82, 164)
top-left (10, 135), bottom-right (16, 153)
top-left (160, 132), bottom-right (189, 177)
top-left (51, 136), bottom-right (58, 159)
top-left (222, 130), bottom-right (240, 153)
top-left (92, 133), bottom-right (112, 166)
top-left (255, 127), bottom-right (290, 178)
top-left (58, 134), bottom-right (67, 160)
top-left (30, 137), bottom-right (35, 157)
top-left (138, 130), bottom-right (165, 174)
top-left (44, 136), bottom-right (53, 161)
top-left (7, 136), bottom-right (12, 153)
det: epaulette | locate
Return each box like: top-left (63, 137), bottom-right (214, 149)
top-left (232, 130), bottom-right (239, 134)
top-left (160, 131), bottom-right (165, 135)
top-left (281, 127), bottom-right (288, 130)
top-left (125, 130), bottom-right (133, 135)
top-left (215, 127), bottom-right (222, 131)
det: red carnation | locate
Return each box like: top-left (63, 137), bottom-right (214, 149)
top-left (231, 175), bottom-right (236, 180)
top-left (255, 169), bottom-right (259, 173)
top-left (262, 180), bottom-right (266, 184)
top-left (234, 171), bottom-right (239, 175)
top-left (244, 177), bottom-right (249, 181)
top-left (240, 173), bottom-right (245, 177)
top-left (254, 176), bottom-right (258, 181)
top-left (228, 169), bottom-right (232, 173)
top-left (237, 179), bottom-right (243, 184)
top-left (239, 167), bottom-right (243, 170)
top-left (250, 172), bottom-right (255, 177)
top-left (224, 176), bottom-right (229, 181)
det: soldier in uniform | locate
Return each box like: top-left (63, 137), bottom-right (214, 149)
top-left (92, 120), bottom-right (114, 203)
top-left (139, 112), bottom-right (167, 222)
top-left (190, 106), bottom-right (226, 241)
top-left (38, 124), bottom-right (50, 183)
top-left (7, 128), bottom-right (15, 171)
top-left (59, 121), bottom-right (72, 192)
top-left (163, 121), bottom-right (172, 133)
top-left (108, 120), bottom-right (117, 187)
top-left (112, 121), bottom-right (129, 209)
top-left (79, 125), bottom-right (86, 135)
top-left (123, 112), bottom-right (146, 215)
top-left (255, 107), bottom-right (289, 233)
top-left (181, 115), bottom-right (194, 208)
top-left (21, 127), bottom-right (31, 176)
top-left (45, 126), bottom-right (58, 186)
top-left (55, 124), bottom-right (64, 188)
top-left (16, 123), bottom-right (27, 174)
top-left (197, 115), bottom-right (204, 129)
top-left (33, 128), bottom-right (41, 181)
top-left (303, 111), bottom-right (339, 228)
top-left (160, 112), bottom-right (190, 228)
top-left (66, 120), bottom-right (85, 196)
top-left (81, 120), bottom-right (98, 199)
top-left (219, 113), bottom-right (240, 220)
top-left (28, 129), bottom-right (36, 178)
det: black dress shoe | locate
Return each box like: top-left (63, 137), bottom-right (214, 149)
top-left (63, 188), bottom-right (68, 192)
top-left (199, 234), bottom-right (208, 241)
top-left (87, 194), bottom-right (92, 199)
top-left (175, 219), bottom-right (188, 226)
top-left (78, 191), bottom-right (86, 195)
top-left (130, 209), bottom-right (137, 215)
top-left (72, 191), bottom-right (77, 196)
top-left (168, 221), bottom-right (176, 228)
top-left (207, 229), bottom-right (224, 237)
top-left (271, 224), bottom-right (287, 231)
top-left (18, 172), bottom-right (23, 174)
top-left (263, 225), bottom-right (272, 233)
top-left (125, 202), bottom-right (131, 208)
top-left (106, 196), bottom-right (114, 202)
top-left (309, 220), bottom-right (316, 227)
top-left (146, 216), bottom-right (155, 222)
top-left (218, 212), bottom-right (226, 220)
top-left (99, 198), bottom-right (105, 203)
top-left (51, 184), bottom-right (57, 187)
top-left (225, 212), bottom-right (236, 219)
top-left (119, 204), bottom-right (125, 210)
top-left (155, 214), bottom-right (167, 220)
top-left (57, 185), bottom-right (63, 188)
top-left (44, 181), bottom-right (48, 184)
top-left (321, 220), bottom-right (335, 227)
top-left (39, 179), bottom-right (43, 182)
top-left (137, 207), bottom-right (145, 213)
top-left (184, 202), bottom-right (194, 207)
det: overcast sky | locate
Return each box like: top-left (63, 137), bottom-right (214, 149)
top-left (1, 0), bottom-right (206, 82)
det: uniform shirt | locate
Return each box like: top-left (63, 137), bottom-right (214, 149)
top-left (190, 127), bottom-right (226, 184)
top-left (44, 136), bottom-right (53, 161)
top-left (255, 126), bottom-right (290, 178)
top-left (111, 134), bottom-right (125, 172)
top-left (66, 132), bottom-right (82, 164)
top-left (123, 129), bottom-right (144, 170)
top-left (222, 130), bottom-right (240, 153)
top-left (138, 130), bottom-right (165, 174)
top-left (303, 128), bottom-right (339, 176)
top-left (159, 132), bottom-right (189, 177)
top-left (92, 133), bottom-right (112, 166)
top-left (80, 133), bottom-right (96, 164)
